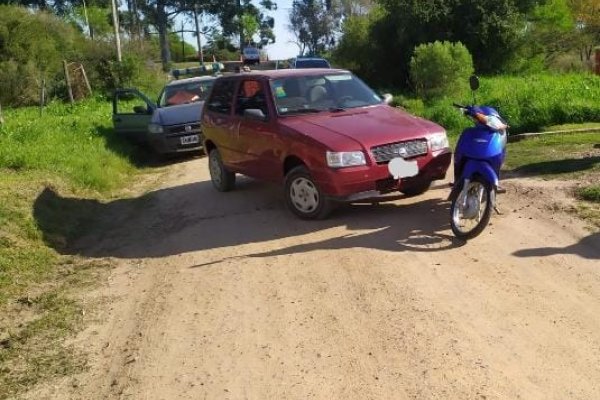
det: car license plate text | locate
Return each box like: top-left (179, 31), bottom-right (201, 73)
top-left (180, 135), bottom-right (199, 145)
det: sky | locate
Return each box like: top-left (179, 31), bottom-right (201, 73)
top-left (265, 0), bottom-right (298, 60)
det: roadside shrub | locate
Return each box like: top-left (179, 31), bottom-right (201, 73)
top-left (0, 6), bottom-right (83, 106)
top-left (409, 41), bottom-right (474, 100)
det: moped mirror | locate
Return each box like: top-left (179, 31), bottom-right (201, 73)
top-left (469, 75), bottom-right (480, 91)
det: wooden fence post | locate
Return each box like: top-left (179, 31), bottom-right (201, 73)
top-left (63, 60), bottom-right (74, 104)
top-left (80, 64), bottom-right (93, 96)
top-left (0, 102), bottom-right (4, 125)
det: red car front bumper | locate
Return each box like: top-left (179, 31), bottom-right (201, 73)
top-left (313, 150), bottom-right (452, 201)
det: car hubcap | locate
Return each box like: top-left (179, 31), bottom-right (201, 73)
top-left (453, 181), bottom-right (488, 233)
top-left (290, 178), bottom-right (319, 213)
top-left (209, 153), bottom-right (222, 185)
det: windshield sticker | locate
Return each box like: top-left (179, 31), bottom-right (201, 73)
top-left (325, 74), bottom-right (352, 81)
top-left (275, 85), bottom-right (287, 98)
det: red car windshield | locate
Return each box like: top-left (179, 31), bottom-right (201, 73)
top-left (270, 73), bottom-right (383, 115)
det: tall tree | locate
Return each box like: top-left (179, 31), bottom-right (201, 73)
top-left (241, 12), bottom-right (259, 45)
top-left (568, 0), bottom-right (600, 62)
top-left (210, 0), bottom-right (276, 49)
top-left (288, 0), bottom-right (341, 55)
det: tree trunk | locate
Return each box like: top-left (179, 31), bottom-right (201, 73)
top-left (157, 0), bottom-right (171, 72)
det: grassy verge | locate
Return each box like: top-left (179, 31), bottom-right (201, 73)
top-left (395, 73), bottom-right (600, 136)
top-left (504, 131), bottom-right (599, 177)
top-left (0, 99), bottom-right (147, 398)
top-left (504, 131), bottom-right (600, 227)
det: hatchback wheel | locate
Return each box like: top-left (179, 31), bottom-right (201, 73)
top-left (208, 148), bottom-right (235, 192)
top-left (284, 166), bottom-right (332, 220)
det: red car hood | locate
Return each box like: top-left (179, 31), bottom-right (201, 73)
top-left (279, 105), bottom-right (444, 150)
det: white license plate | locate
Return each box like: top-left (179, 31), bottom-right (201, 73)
top-left (388, 157), bottom-right (419, 179)
top-left (180, 135), bottom-right (199, 145)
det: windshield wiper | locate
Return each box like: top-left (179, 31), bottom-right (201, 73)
top-left (281, 108), bottom-right (323, 115)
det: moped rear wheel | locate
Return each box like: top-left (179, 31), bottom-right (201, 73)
top-left (450, 176), bottom-right (493, 240)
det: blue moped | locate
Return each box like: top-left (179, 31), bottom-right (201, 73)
top-left (448, 76), bottom-right (508, 240)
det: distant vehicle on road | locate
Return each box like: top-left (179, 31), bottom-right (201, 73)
top-left (112, 76), bottom-right (216, 155)
top-left (242, 46), bottom-right (261, 65)
top-left (292, 57), bottom-right (331, 69)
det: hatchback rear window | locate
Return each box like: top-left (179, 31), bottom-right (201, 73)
top-left (206, 80), bottom-right (236, 114)
top-left (295, 59), bottom-right (330, 69)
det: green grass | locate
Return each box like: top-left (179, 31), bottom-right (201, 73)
top-left (0, 98), bottom-right (145, 398)
top-left (395, 73), bottom-right (600, 135)
top-left (0, 99), bottom-right (138, 192)
top-left (504, 131), bottom-right (600, 177)
top-left (576, 185), bottom-right (600, 203)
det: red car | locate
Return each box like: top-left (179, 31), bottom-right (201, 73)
top-left (201, 69), bottom-right (451, 219)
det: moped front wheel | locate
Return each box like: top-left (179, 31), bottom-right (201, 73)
top-left (450, 176), bottom-right (493, 240)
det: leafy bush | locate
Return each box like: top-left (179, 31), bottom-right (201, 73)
top-left (0, 6), bottom-right (83, 107)
top-left (409, 41), bottom-right (474, 100)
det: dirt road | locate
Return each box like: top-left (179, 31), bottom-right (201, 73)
top-left (28, 157), bottom-right (599, 400)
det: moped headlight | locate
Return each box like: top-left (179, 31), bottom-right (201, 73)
top-left (326, 151), bottom-right (366, 168)
top-left (148, 123), bottom-right (164, 134)
top-left (429, 133), bottom-right (449, 151)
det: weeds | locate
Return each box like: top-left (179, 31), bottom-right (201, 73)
top-left (395, 73), bottom-right (600, 135)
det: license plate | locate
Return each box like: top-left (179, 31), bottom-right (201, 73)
top-left (180, 135), bottom-right (199, 145)
top-left (388, 157), bottom-right (419, 179)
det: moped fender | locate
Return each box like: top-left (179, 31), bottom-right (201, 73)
top-left (448, 160), bottom-right (498, 201)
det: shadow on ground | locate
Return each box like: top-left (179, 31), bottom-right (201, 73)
top-left (512, 232), bottom-right (599, 260)
top-left (33, 177), bottom-right (462, 260)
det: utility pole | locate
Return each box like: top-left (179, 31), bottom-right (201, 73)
top-left (110, 0), bottom-right (122, 62)
top-left (181, 20), bottom-right (185, 61)
top-left (238, 0), bottom-right (244, 53)
top-left (194, 6), bottom-right (204, 66)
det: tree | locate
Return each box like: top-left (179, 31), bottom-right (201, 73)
top-left (288, 0), bottom-right (341, 55)
top-left (355, 0), bottom-right (546, 86)
top-left (333, 7), bottom-right (382, 81)
top-left (525, 0), bottom-right (576, 68)
top-left (568, 0), bottom-right (600, 62)
top-left (240, 12), bottom-right (259, 45)
top-left (210, 0), bottom-right (276, 49)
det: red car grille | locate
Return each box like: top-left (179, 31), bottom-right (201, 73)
top-left (371, 139), bottom-right (428, 164)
